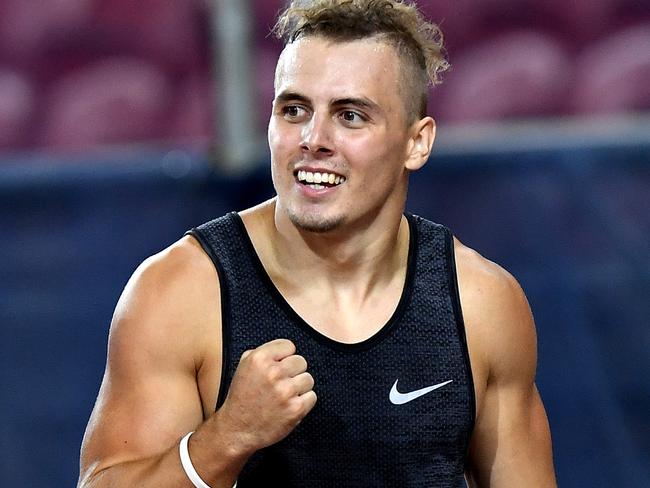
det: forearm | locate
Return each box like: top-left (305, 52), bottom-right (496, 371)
top-left (80, 413), bottom-right (250, 488)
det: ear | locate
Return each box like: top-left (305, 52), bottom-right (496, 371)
top-left (404, 116), bottom-right (436, 171)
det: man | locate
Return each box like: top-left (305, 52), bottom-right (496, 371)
top-left (78, 1), bottom-right (556, 486)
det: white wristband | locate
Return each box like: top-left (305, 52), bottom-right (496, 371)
top-left (179, 431), bottom-right (212, 488)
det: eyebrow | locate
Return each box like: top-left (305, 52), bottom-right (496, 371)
top-left (274, 91), bottom-right (382, 114)
top-left (332, 97), bottom-right (381, 114)
top-left (274, 91), bottom-right (310, 105)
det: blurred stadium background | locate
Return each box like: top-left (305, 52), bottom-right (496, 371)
top-left (0, 0), bottom-right (649, 486)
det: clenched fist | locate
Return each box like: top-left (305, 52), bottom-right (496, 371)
top-left (217, 339), bottom-right (317, 455)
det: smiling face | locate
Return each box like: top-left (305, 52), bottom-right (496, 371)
top-left (269, 36), bottom-right (433, 234)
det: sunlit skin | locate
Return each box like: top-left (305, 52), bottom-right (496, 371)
top-left (268, 36), bottom-right (435, 244)
top-left (250, 35), bottom-right (436, 342)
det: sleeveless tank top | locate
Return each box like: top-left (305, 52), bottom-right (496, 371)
top-left (187, 212), bottom-right (475, 487)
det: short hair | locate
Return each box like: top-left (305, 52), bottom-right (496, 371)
top-left (273, 0), bottom-right (449, 122)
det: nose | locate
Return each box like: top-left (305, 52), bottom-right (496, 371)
top-left (300, 113), bottom-right (334, 157)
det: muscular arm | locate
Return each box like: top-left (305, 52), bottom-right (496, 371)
top-left (455, 241), bottom-right (556, 487)
top-left (78, 237), bottom-right (245, 487)
top-left (78, 236), bottom-right (316, 488)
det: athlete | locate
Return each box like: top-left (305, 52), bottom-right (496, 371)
top-left (78, 1), bottom-right (556, 486)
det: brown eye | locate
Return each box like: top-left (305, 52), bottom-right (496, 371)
top-left (282, 105), bottom-right (306, 119)
top-left (339, 110), bottom-right (366, 125)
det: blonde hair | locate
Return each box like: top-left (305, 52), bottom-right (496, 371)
top-left (273, 0), bottom-right (449, 120)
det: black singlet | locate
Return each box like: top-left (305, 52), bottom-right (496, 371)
top-left (187, 212), bottom-right (475, 487)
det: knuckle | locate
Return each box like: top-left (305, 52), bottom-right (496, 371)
top-left (265, 365), bottom-right (281, 383)
top-left (250, 349), bottom-right (269, 367)
top-left (276, 381), bottom-right (294, 400)
top-left (287, 398), bottom-right (304, 417)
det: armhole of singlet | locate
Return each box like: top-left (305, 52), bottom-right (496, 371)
top-left (445, 228), bottom-right (477, 434)
top-left (184, 227), bottom-right (231, 411)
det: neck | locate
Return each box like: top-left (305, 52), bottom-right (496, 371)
top-left (268, 198), bottom-right (409, 292)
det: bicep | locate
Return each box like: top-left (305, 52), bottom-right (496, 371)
top-left (83, 343), bottom-right (202, 466)
top-left (80, 248), bottom-right (219, 478)
top-left (466, 382), bottom-right (554, 487)
top-left (464, 269), bottom-right (555, 487)
top-left (81, 321), bottom-right (204, 478)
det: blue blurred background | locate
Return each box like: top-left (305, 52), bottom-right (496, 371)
top-left (1, 0), bottom-right (649, 486)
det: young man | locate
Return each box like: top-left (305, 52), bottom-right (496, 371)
top-left (78, 1), bottom-right (556, 486)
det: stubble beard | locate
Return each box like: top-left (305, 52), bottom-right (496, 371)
top-left (286, 207), bottom-right (345, 233)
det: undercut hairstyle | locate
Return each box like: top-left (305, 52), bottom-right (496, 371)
top-left (273, 0), bottom-right (449, 122)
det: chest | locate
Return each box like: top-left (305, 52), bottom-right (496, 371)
top-left (282, 286), bottom-right (405, 344)
top-left (224, 286), bottom-right (475, 429)
top-left (263, 250), bottom-right (407, 342)
top-left (230, 308), bottom-right (475, 486)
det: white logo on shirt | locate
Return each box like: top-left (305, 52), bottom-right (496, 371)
top-left (389, 379), bottom-right (453, 405)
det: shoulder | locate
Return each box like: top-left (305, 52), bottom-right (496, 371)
top-left (79, 236), bottom-right (223, 476)
top-left (109, 235), bottom-right (221, 370)
top-left (455, 238), bottom-right (557, 484)
top-left (453, 237), bottom-right (530, 318)
top-left (453, 237), bottom-right (537, 384)
top-left (118, 235), bottom-right (219, 318)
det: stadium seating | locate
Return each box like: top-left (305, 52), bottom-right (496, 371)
top-left (92, 0), bottom-right (210, 74)
top-left (573, 24), bottom-right (650, 114)
top-left (430, 30), bottom-right (572, 122)
top-left (168, 73), bottom-right (217, 150)
top-left (0, 69), bottom-right (35, 150)
top-left (252, 0), bottom-right (285, 37)
top-left (39, 57), bottom-right (171, 150)
top-left (0, 0), bottom-right (649, 153)
top-left (0, 0), bottom-right (92, 69)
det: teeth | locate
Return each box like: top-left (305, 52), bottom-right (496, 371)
top-left (297, 170), bottom-right (346, 186)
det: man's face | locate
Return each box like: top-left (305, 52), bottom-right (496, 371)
top-left (269, 36), bottom-right (417, 233)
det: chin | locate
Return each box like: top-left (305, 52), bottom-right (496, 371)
top-left (287, 209), bottom-right (345, 233)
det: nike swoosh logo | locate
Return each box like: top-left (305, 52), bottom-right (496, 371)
top-left (389, 379), bottom-right (453, 405)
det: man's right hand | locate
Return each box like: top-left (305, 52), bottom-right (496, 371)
top-left (217, 339), bottom-right (317, 454)
top-left (78, 240), bottom-right (317, 487)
